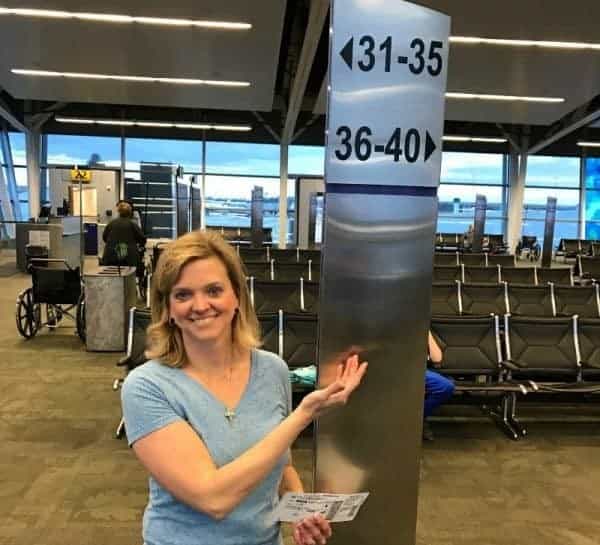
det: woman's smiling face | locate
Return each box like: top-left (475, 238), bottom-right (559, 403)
top-left (169, 257), bottom-right (239, 347)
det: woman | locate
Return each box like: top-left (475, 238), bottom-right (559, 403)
top-left (102, 201), bottom-right (146, 267)
top-left (121, 231), bottom-right (367, 545)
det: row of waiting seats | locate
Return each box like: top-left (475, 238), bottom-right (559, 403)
top-left (557, 238), bottom-right (600, 258)
top-left (434, 252), bottom-right (516, 267)
top-left (432, 281), bottom-right (600, 318)
top-left (436, 233), bottom-right (507, 253)
top-left (433, 264), bottom-right (574, 285)
top-left (245, 260), bottom-right (319, 282)
top-left (430, 314), bottom-right (600, 439)
top-left (238, 247), bottom-right (321, 264)
top-left (113, 307), bottom-right (318, 437)
top-left (249, 278), bottom-right (319, 314)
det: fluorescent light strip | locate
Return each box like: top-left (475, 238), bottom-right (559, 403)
top-left (55, 117), bottom-right (252, 132)
top-left (443, 136), bottom-right (507, 143)
top-left (446, 92), bottom-right (564, 103)
top-left (12, 69), bottom-right (250, 87)
top-left (577, 141), bottom-right (600, 148)
top-left (0, 7), bottom-right (251, 29)
top-left (451, 36), bottom-right (600, 51)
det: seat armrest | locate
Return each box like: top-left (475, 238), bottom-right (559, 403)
top-left (501, 359), bottom-right (523, 371)
top-left (117, 356), bottom-right (131, 367)
top-left (582, 360), bottom-right (600, 370)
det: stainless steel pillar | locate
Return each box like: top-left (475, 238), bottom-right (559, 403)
top-left (472, 194), bottom-right (487, 252)
top-left (307, 192), bottom-right (319, 248)
top-left (541, 197), bottom-right (557, 267)
top-left (250, 185), bottom-right (264, 248)
top-left (315, 2), bottom-right (450, 544)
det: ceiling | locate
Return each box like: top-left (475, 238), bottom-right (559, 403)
top-left (1, 0), bottom-right (600, 153)
top-left (0, 0), bottom-right (285, 111)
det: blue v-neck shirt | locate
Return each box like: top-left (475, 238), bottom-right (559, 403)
top-left (121, 349), bottom-right (292, 545)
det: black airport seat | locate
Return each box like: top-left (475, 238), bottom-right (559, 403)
top-left (32, 266), bottom-right (81, 305)
top-left (553, 285), bottom-right (600, 318)
top-left (592, 242), bottom-right (600, 257)
top-left (463, 265), bottom-right (500, 284)
top-left (300, 249), bottom-right (321, 264)
top-left (536, 267), bottom-right (573, 286)
top-left (250, 280), bottom-right (303, 314)
top-left (559, 238), bottom-right (581, 258)
top-left (460, 282), bottom-right (507, 316)
top-left (282, 312), bottom-right (318, 371)
top-left (430, 315), bottom-right (503, 378)
top-left (430, 282), bottom-right (460, 316)
top-left (434, 252), bottom-right (459, 266)
top-left (506, 284), bottom-right (554, 317)
top-left (500, 266), bottom-right (537, 285)
top-left (433, 265), bottom-right (463, 283)
top-left (239, 247), bottom-right (269, 262)
top-left (487, 254), bottom-right (516, 268)
top-left (270, 249), bottom-right (299, 263)
top-left (577, 318), bottom-right (600, 380)
top-left (244, 260), bottom-right (273, 281)
top-left (578, 256), bottom-right (600, 281)
top-left (460, 253), bottom-right (487, 267)
top-left (503, 315), bottom-right (579, 380)
top-left (118, 307), bottom-right (152, 372)
top-left (258, 312), bottom-right (280, 356)
top-left (580, 240), bottom-right (594, 256)
top-left (273, 261), bottom-right (313, 281)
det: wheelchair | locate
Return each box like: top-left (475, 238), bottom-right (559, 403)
top-left (15, 258), bottom-right (86, 341)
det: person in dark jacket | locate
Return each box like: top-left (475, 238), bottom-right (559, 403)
top-left (102, 201), bottom-right (147, 267)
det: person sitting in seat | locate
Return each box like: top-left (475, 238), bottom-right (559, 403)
top-left (423, 331), bottom-right (455, 440)
top-left (102, 201), bottom-right (147, 267)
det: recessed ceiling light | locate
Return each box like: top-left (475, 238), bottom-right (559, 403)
top-left (450, 36), bottom-right (600, 51)
top-left (0, 7), bottom-right (251, 29)
top-left (577, 141), bottom-right (600, 148)
top-left (55, 117), bottom-right (252, 132)
top-left (446, 92), bottom-right (564, 103)
top-left (443, 136), bottom-right (507, 143)
top-left (12, 69), bottom-right (250, 87)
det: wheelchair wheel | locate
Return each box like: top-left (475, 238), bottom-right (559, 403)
top-left (76, 292), bottom-right (86, 342)
top-left (16, 288), bottom-right (41, 339)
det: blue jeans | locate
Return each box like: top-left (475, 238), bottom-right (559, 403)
top-left (424, 370), bottom-right (455, 418)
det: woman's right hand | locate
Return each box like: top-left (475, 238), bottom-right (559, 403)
top-left (297, 354), bottom-right (368, 420)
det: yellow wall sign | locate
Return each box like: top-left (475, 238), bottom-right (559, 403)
top-left (70, 169), bottom-right (92, 183)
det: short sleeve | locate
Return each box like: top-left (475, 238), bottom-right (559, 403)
top-left (121, 369), bottom-right (184, 447)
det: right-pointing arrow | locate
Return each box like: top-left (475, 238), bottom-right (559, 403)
top-left (424, 131), bottom-right (437, 162)
top-left (340, 37), bottom-right (353, 70)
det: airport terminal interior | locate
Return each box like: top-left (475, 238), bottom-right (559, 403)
top-left (3, 1), bottom-right (600, 544)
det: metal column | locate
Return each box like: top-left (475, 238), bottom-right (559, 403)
top-left (250, 185), bottom-right (265, 248)
top-left (507, 142), bottom-right (528, 254)
top-left (279, 142), bottom-right (289, 248)
top-left (541, 197), bottom-right (557, 267)
top-left (471, 194), bottom-right (487, 252)
top-left (25, 128), bottom-right (42, 219)
top-left (315, 2), bottom-right (450, 545)
top-left (0, 128), bottom-right (20, 221)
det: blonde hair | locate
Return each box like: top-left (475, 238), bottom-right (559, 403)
top-left (117, 201), bottom-right (132, 218)
top-left (145, 230), bottom-right (260, 367)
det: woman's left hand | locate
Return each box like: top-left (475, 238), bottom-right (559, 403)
top-left (292, 513), bottom-right (332, 545)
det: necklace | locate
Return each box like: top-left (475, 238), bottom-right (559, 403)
top-left (224, 407), bottom-right (236, 422)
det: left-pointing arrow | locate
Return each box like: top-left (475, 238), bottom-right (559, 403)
top-left (424, 131), bottom-right (437, 162)
top-left (340, 37), bottom-right (353, 70)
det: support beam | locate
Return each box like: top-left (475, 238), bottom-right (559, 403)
top-left (0, 96), bottom-right (28, 134)
top-left (0, 127), bottom-right (21, 220)
top-left (25, 128), bottom-right (41, 219)
top-left (506, 137), bottom-right (529, 252)
top-left (0, 157), bottom-right (15, 238)
top-left (281, 0), bottom-right (329, 143)
top-left (251, 111), bottom-right (281, 143)
top-left (279, 143), bottom-right (289, 248)
top-left (528, 94), bottom-right (600, 155)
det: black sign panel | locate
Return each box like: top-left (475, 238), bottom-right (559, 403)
top-left (471, 194), bottom-right (487, 252)
top-left (250, 186), bottom-right (264, 248)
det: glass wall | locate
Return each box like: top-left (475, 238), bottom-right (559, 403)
top-left (521, 156), bottom-right (580, 245)
top-left (3, 131), bottom-right (28, 219)
top-left (438, 152), bottom-right (507, 235)
top-left (47, 134), bottom-right (121, 167)
top-left (584, 158), bottom-right (600, 239)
